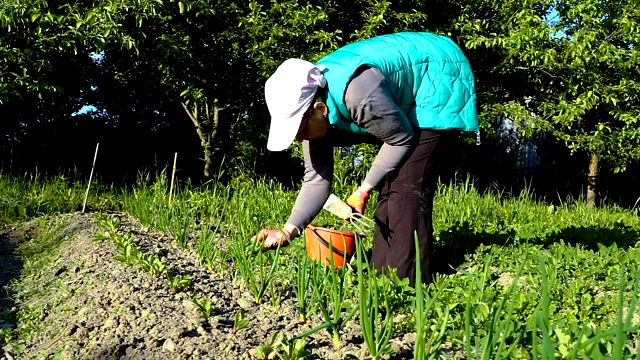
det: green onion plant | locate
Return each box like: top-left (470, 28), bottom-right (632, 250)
top-left (414, 231), bottom-right (451, 360)
top-left (195, 215), bottom-right (229, 277)
top-left (356, 237), bottom-right (393, 359)
top-left (293, 247), bottom-right (314, 322)
top-left (309, 243), bottom-right (357, 349)
top-left (170, 205), bottom-right (192, 249)
top-left (229, 233), bottom-right (283, 304)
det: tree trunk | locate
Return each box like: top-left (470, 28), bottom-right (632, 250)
top-left (203, 142), bottom-right (212, 177)
top-left (587, 152), bottom-right (598, 208)
top-left (182, 100), bottom-right (222, 178)
top-left (182, 103), bottom-right (212, 177)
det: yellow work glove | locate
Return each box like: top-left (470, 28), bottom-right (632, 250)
top-left (346, 187), bottom-right (371, 216)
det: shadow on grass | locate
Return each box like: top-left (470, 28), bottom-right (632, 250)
top-left (0, 231), bottom-right (23, 346)
top-left (432, 221), bottom-right (640, 276)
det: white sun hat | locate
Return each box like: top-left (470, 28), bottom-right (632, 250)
top-left (265, 58), bottom-right (326, 151)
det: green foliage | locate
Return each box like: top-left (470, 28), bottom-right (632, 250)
top-left (293, 247), bottom-right (314, 322)
top-left (142, 253), bottom-right (168, 277)
top-left (458, 0), bottom-right (640, 173)
top-left (167, 273), bottom-right (192, 295)
top-left (170, 205), bottom-right (193, 249)
top-left (0, 173), bottom-right (102, 223)
top-left (258, 331), bottom-right (311, 360)
top-left (240, 0), bottom-right (430, 74)
top-left (3, 173), bottom-right (640, 357)
top-left (92, 212), bottom-right (120, 230)
top-left (413, 232), bottom-right (451, 360)
top-left (192, 294), bottom-right (214, 319)
top-left (332, 145), bottom-right (377, 199)
top-left (195, 215), bottom-right (228, 276)
top-left (356, 238), bottom-right (394, 359)
top-left (0, 0), bottom-right (164, 110)
top-left (433, 178), bottom-right (640, 252)
top-left (232, 309), bottom-right (250, 334)
top-left (92, 212), bottom-right (121, 241)
top-left (0, 217), bottom-right (82, 354)
top-left (309, 255), bottom-right (358, 348)
top-left (4, 0), bottom-right (637, 190)
top-left (274, 336), bottom-right (311, 360)
top-left (229, 231), bottom-right (284, 305)
top-left (429, 242), bottom-right (640, 358)
top-left (111, 233), bottom-right (141, 266)
top-left (94, 212), bottom-right (201, 303)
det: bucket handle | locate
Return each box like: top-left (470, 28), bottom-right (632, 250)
top-left (308, 227), bottom-right (349, 259)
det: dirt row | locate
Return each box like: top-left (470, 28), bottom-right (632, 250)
top-left (0, 212), bottom-right (418, 359)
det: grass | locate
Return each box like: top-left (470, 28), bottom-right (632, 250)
top-left (0, 172), bottom-right (117, 223)
top-left (0, 217), bottom-right (81, 354)
top-left (1, 170), bottom-right (640, 358)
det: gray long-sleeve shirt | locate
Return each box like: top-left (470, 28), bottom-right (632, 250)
top-left (287, 66), bottom-right (415, 230)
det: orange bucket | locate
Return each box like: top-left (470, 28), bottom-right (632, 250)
top-left (305, 225), bottom-right (356, 268)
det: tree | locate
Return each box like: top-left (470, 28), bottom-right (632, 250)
top-left (457, 0), bottom-right (640, 207)
top-left (240, 0), bottom-right (433, 76)
top-left (239, 0), bottom-right (436, 183)
top-left (0, 0), bottom-right (149, 104)
top-left (101, 0), bottom-right (437, 178)
top-left (0, 0), bottom-right (184, 178)
top-left (84, 0), bottom-right (258, 177)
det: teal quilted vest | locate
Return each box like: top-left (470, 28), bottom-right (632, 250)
top-left (316, 32), bottom-right (479, 134)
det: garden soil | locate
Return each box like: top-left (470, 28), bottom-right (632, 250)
top-left (0, 212), bottom-right (420, 360)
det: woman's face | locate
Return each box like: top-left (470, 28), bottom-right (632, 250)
top-left (295, 102), bottom-right (329, 142)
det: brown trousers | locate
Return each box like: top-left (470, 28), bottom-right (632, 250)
top-left (371, 129), bottom-right (455, 287)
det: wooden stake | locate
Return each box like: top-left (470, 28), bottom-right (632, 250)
top-left (82, 143), bottom-right (99, 213)
top-left (169, 152), bottom-right (178, 207)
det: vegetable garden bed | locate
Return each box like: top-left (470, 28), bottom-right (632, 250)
top-left (1, 176), bottom-right (639, 359)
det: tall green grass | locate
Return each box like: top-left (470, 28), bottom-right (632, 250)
top-left (0, 172), bottom-right (117, 223)
top-left (434, 178), bottom-right (640, 244)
